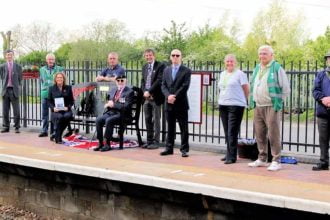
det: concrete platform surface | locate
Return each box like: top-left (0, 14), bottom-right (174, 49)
top-left (0, 130), bottom-right (329, 215)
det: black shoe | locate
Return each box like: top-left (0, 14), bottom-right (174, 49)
top-left (100, 144), bottom-right (111, 152)
top-left (142, 142), bottom-right (153, 148)
top-left (224, 160), bottom-right (236, 164)
top-left (39, 132), bottom-right (48, 137)
top-left (93, 145), bottom-right (103, 151)
top-left (160, 150), bottom-right (173, 156)
top-left (50, 135), bottom-right (55, 142)
top-left (221, 156), bottom-right (226, 161)
top-left (312, 163), bottom-right (329, 171)
top-left (147, 144), bottom-right (159, 149)
top-left (15, 128), bottom-right (20, 134)
top-left (55, 140), bottom-right (63, 144)
top-left (1, 128), bottom-right (9, 133)
top-left (181, 152), bottom-right (189, 157)
top-left (63, 130), bottom-right (73, 137)
top-left (55, 136), bottom-right (63, 144)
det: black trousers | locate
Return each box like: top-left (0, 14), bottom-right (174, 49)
top-left (317, 117), bottom-right (330, 165)
top-left (96, 111), bottom-right (121, 144)
top-left (52, 111), bottom-right (73, 141)
top-left (2, 88), bottom-right (20, 129)
top-left (165, 109), bottom-right (189, 153)
top-left (219, 105), bottom-right (245, 161)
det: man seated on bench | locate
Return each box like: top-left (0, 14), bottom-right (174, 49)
top-left (94, 73), bottom-right (134, 152)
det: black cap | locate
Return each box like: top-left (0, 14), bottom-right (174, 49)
top-left (325, 51), bottom-right (330, 59)
top-left (115, 73), bottom-right (126, 80)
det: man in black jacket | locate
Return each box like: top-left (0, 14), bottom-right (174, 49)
top-left (141, 49), bottom-right (166, 149)
top-left (94, 74), bottom-right (134, 152)
top-left (161, 49), bottom-right (191, 157)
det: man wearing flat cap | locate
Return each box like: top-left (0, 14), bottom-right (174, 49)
top-left (312, 50), bottom-right (330, 171)
top-left (94, 73), bottom-right (134, 152)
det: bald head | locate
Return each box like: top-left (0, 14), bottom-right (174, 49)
top-left (170, 49), bottom-right (182, 65)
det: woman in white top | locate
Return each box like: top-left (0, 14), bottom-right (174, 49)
top-left (218, 54), bottom-right (249, 164)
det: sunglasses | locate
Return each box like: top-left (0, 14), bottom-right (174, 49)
top-left (116, 79), bottom-right (125, 82)
top-left (171, 54), bottom-right (180, 57)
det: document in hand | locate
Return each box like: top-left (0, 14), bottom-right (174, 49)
top-left (55, 97), bottom-right (66, 110)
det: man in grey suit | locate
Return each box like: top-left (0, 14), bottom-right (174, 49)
top-left (0, 50), bottom-right (22, 133)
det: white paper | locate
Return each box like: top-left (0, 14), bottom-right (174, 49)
top-left (55, 97), bottom-right (66, 110)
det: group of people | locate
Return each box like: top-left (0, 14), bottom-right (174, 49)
top-left (93, 49), bottom-right (191, 158)
top-left (0, 46), bottom-right (329, 171)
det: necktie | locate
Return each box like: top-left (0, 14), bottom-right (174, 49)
top-left (114, 88), bottom-right (122, 101)
top-left (7, 62), bottom-right (13, 87)
top-left (172, 66), bottom-right (178, 80)
top-left (146, 64), bottom-right (152, 89)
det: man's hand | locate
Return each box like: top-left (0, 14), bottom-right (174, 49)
top-left (104, 100), bottom-right (114, 108)
top-left (167, 94), bottom-right (176, 104)
top-left (143, 91), bottom-right (151, 98)
top-left (54, 107), bottom-right (68, 112)
top-left (321, 96), bottom-right (330, 107)
top-left (96, 75), bottom-right (105, 82)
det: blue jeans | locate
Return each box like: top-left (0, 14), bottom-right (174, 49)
top-left (41, 98), bottom-right (53, 134)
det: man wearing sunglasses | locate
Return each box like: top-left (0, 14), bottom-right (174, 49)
top-left (161, 49), bottom-right (191, 157)
top-left (141, 49), bottom-right (166, 149)
top-left (96, 52), bottom-right (125, 82)
top-left (94, 73), bottom-right (134, 152)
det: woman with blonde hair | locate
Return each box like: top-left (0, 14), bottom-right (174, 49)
top-left (48, 72), bottom-right (74, 144)
top-left (218, 54), bottom-right (249, 164)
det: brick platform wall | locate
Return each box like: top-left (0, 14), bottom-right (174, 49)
top-left (0, 162), bottom-right (327, 220)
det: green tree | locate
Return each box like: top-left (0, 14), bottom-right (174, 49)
top-left (185, 23), bottom-right (241, 62)
top-left (54, 43), bottom-right (72, 65)
top-left (18, 51), bottom-right (48, 65)
top-left (68, 20), bottom-right (139, 62)
top-left (156, 20), bottom-right (188, 59)
top-left (302, 26), bottom-right (330, 66)
top-left (242, 0), bottom-right (307, 63)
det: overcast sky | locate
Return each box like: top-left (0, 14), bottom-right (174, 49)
top-left (0, 0), bottom-right (329, 44)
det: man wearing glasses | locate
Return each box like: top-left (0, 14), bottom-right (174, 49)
top-left (141, 49), bottom-right (166, 149)
top-left (161, 49), bottom-right (191, 157)
top-left (94, 73), bottom-right (134, 152)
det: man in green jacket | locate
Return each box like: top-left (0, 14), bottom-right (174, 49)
top-left (39, 53), bottom-right (64, 137)
top-left (248, 45), bottom-right (290, 171)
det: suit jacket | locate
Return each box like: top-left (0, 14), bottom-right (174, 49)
top-left (161, 65), bottom-right (191, 111)
top-left (106, 86), bottom-right (134, 119)
top-left (141, 60), bottom-right (166, 105)
top-left (0, 62), bottom-right (22, 97)
top-left (48, 85), bottom-right (74, 112)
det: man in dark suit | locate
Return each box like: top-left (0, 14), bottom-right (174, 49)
top-left (0, 50), bottom-right (22, 133)
top-left (94, 74), bottom-right (134, 152)
top-left (141, 49), bottom-right (166, 149)
top-left (161, 49), bottom-right (191, 157)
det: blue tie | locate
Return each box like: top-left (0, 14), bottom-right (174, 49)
top-left (172, 67), bottom-right (178, 80)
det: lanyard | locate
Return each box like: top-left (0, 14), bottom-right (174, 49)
top-left (222, 70), bottom-right (234, 90)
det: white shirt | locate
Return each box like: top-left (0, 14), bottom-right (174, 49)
top-left (218, 69), bottom-right (249, 107)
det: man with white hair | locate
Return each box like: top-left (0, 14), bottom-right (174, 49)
top-left (39, 53), bottom-right (64, 138)
top-left (248, 45), bottom-right (290, 171)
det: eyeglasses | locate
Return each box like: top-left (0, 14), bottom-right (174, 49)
top-left (171, 54), bottom-right (180, 57)
top-left (116, 79), bottom-right (125, 82)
